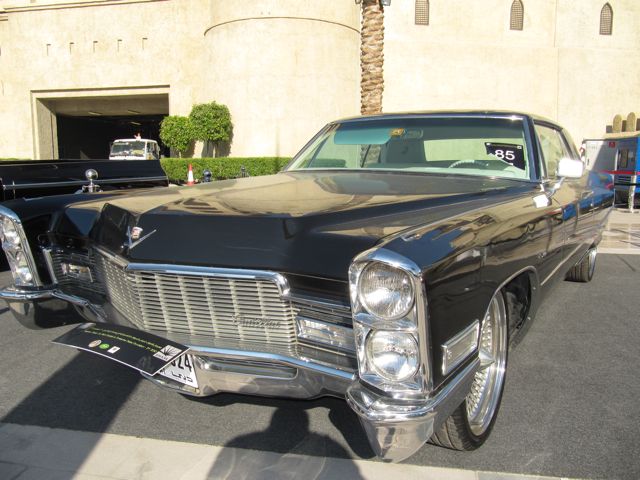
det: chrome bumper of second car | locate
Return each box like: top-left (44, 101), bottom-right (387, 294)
top-left (0, 285), bottom-right (478, 463)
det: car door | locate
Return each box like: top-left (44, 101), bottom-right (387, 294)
top-left (534, 122), bottom-right (592, 281)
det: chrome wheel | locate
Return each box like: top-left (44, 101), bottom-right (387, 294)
top-left (465, 292), bottom-right (507, 436)
top-left (588, 248), bottom-right (597, 279)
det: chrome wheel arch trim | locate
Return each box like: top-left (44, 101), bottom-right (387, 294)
top-left (461, 264), bottom-right (539, 434)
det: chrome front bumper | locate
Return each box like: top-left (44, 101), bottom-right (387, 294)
top-left (0, 286), bottom-right (479, 462)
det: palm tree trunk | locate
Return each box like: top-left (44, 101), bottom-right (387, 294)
top-left (360, 0), bottom-right (385, 115)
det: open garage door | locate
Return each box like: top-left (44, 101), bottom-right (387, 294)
top-left (35, 92), bottom-right (169, 159)
top-left (57, 114), bottom-right (165, 159)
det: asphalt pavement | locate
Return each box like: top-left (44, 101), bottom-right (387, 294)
top-left (0, 253), bottom-right (638, 479)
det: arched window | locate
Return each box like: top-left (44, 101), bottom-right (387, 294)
top-left (510, 0), bottom-right (524, 31)
top-left (600, 3), bottom-right (613, 35)
top-left (415, 0), bottom-right (429, 26)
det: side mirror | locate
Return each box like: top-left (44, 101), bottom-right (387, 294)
top-left (557, 157), bottom-right (584, 179)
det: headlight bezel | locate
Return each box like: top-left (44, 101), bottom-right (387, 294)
top-left (0, 206), bottom-right (42, 287)
top-left (349, 248), bottom-right (432, 396)
top-left (356, 261), bottom-right (415, 321)
top-left (365, 329), bottom-right (420, 382)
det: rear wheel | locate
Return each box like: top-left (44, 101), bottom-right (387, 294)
top-left (565, 247), bottom-right (597, 283)
top-left (431, 291), bottom-right (508, 450)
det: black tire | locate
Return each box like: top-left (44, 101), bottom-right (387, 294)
top-left (565, 247), bottom-right (597, 283)
top-left (430, 291), bottom-right (508, 451)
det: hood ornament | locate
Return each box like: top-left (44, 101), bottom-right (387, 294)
top-left (125, 226), bottom-right (156, 250)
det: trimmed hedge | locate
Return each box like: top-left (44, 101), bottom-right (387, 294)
top-left (160, 157), bottom-right (291, 184)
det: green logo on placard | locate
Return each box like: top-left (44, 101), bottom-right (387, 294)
top-left (99, 343), bottom-right (110, 350)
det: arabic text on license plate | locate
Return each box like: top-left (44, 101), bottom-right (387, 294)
top-left (158, 354), bottom-right (198, 388)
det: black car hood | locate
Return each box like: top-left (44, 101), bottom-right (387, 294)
top-left (57, 171), bottom-right (531, 279)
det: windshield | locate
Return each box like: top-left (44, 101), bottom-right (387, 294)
top-left (110, 141), bottom-right (146, 157)
top-left (287, 117), bottom-right (531, 180)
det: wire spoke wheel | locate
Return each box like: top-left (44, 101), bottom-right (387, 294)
top-left (465, 292), bottom-right (508, 436)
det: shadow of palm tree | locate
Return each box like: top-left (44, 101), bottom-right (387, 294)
top-left (208, 407), bottom-right (365, 479)
top-left (188, 393), bottom-right (374, 459)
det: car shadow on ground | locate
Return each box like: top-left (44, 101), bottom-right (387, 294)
top-left (187, 392), bottom-right (375, 460)
top-left (2, 353), bottom-right (142, 431)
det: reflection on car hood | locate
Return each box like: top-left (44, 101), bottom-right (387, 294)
top-left (58, 171), bottom-right (532, 279)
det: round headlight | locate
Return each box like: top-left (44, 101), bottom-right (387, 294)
top-left (357, 262), bottom-right (414, 319)
top-left (366, 330), bottom-right (419, 382)
top-left (1, 217), bottom-right (21, 247)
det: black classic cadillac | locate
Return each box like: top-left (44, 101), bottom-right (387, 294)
top-left (0, 112), bottom-right (612, 462)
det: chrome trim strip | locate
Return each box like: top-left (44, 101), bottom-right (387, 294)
top-left (0, 287), bottom-right (53, 301)
top-left (541, 244), bottom-right (583, 286)
top-left (41, 247), bottom-right (58, 284)
top-left (93, 247), bottom-right (292, 297)
top-left (0, 286), bottom-right (107, 321)
top-left (441, 320), bottom-right (480, 375)
top-left (184, 345), bottom-right (356, 380)
top-left (124, 262), bottom-right (291, 297)
top-left (93, 247), bottom-right (129, 268)
top-left (2, 176), bottom-right (168, 191)
top-left (0, 205), bottom-right (43, 286)
top-left (285, 293), bottom-right (351, 313)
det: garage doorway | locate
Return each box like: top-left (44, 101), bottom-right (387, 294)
top-left (33, 89), bottom-right (169, 159)
top-left (57, 115), bottom-right (165, 159)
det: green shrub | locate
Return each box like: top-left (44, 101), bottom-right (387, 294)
top-left (189, 102), bottom-right (233, 155)
top-left (160, 157), bottom-right (291, 184)
top-left (159, 116), bottom-right (195, 157)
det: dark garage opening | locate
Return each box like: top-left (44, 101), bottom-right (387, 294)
top-left (57, 115), bottom-right (167, 159)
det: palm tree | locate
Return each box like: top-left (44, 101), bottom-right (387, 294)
top-left (359, 0), bottom-right (385, 115)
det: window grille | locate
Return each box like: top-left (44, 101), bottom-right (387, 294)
top-left (415, 0), bottom-right (429, 26)
top-left (600, 3), bottom-right (613, 35)
top-left (510, 0), bottom-right (524, 31)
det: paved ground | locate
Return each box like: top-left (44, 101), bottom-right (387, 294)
top-left (0, 210), bottom-right (639, 480)
top-left (600, 208), bottom-right (640, 254)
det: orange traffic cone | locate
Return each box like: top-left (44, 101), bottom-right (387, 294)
top-left (187, 164), bottom-right (195, 186)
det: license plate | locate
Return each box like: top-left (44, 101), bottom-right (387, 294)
top-left (158, 354), bottom-right (198, 388)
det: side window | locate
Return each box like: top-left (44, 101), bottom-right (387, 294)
top-left (618, 149), bottom-right (630, 170)
top-left (535, 125), bottom-right (570, 179)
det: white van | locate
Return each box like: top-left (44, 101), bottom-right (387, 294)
top-left (109, 139), bottom-right (160, 160)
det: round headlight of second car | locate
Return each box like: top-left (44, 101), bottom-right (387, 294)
top-left (1, 217), bottom-right (21, 247)
top-left (366, 330), bottom-right (419, 382)
top-left (357, 262), bottom-right (414, 319)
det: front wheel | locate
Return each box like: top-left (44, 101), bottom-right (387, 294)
top-left (430, 291), bottom-right (508, 450)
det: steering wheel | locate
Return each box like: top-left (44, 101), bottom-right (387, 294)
top-left (448, 159), bottom-right (483, 168)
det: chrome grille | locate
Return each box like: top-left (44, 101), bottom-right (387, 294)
top-left (94, 254), bottom-right (297, 346)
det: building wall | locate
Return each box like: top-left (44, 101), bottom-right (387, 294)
top-left (384, 0), bottom-right (640, 142)
top-left (201, 0), bottom-right (360, 157)
top-left (0, 0), bottom-right (638, 159)
top-left (0, 0), bottom-right (210, 158)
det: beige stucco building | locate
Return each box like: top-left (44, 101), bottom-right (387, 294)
top-left (0, 0), bottom-right (638, 159)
